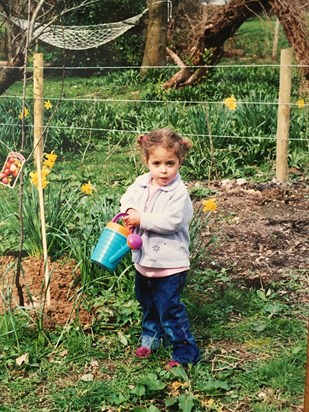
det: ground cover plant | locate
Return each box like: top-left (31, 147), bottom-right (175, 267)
top-left (0, 17), bottom-right (308, 412)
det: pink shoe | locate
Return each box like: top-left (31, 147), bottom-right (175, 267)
top-left (135, 346), bottom-right (152, 358)
top-left (166, 360), bottom-right (181, 369)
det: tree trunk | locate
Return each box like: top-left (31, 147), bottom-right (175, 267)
top-left (164, 0), bottom-right (309, 89)
top-left (0, 53), bottom-right (24, 95)
top-left (141, 0), bottom-right (168, 74)
top-left (269, 0), bottom-right (309, 82)
top-left (164, 0), bottom-right (271, 88)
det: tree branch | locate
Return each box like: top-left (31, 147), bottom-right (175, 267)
top-left (166, 47), bottom-right (186, 68)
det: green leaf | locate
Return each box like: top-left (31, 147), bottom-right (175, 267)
top-left (169, 366), bottom-right (189, 381)
top-left (198, 379), bottom-right (230, 394)
top-left (256, 290), bottom-right (267, 301)
top-left (130, 384), bottom-right (146, 397)
top-left (252, 321), bottom-right (267, 332)
top-left (110, 392), bottom-right (128, 405)
top-left (147, 406), bottom-right (161, 412)
top-left (264, 302), bottom-right (284, 316)
top-left (165, 396), bottom-right (177, 407)
top-left (178, 394), bottom-right (195, 412)
top-left (139, 373), bottom-right (166, 391)
top-left (146, 379), bottom-right (166, 391)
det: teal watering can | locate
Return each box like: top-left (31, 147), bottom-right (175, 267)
top-left (90, 213), bottom-right (142, 271)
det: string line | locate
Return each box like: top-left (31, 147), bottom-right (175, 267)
top-left (0, 124), bottom-right (307, 142)
top-left (1, 64), bottom-right (308, 70)
top-left (1, 95), bottom-right (308, 106)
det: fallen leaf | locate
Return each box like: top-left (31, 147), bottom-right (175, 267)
top-left (16, 353), bottom-right (29, 366)
top-left (79, 373), bottom-right (94, 382)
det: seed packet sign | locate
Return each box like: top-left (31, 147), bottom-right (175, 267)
top-left (0, 152), bottom-right (25, 188)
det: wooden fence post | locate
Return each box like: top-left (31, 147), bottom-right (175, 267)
top-left (33, 53), bottom-right (50, 307)
top-left (275, 48), bottom-right (292, 183)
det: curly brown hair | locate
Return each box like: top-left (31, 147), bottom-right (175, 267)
top-left (137, 128), bottom-right (192, 162)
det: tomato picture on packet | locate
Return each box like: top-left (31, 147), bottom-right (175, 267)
top-left (0, 152), bottom-right (25, 188)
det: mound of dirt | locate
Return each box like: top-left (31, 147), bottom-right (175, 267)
top-left (208, 178), bottom-right (308, 280)
top-left (0, 257), bottom-right (92, 328)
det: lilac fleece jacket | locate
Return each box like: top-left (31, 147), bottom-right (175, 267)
top-left (120, 172), bottom-right (193, 268)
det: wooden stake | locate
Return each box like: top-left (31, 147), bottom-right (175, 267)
top-left (304, 322), bottom-right (309, 412)
top-left (34, 54), bottom-right (44, 162)
top-left (275, 48), bottom-right (292, 183)
top-left (33, 53), bottom-right (50, 307)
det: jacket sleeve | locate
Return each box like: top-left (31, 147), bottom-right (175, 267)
top-left (120, 181), bottom-right (141, 213)
top-left (140, 191), bottom-right (193, 234)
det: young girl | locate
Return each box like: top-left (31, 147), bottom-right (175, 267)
top-left (120, 127), bottom-right (200, 368)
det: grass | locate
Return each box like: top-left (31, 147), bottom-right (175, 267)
top-left (7, 68), bottom-right (147, 100)
top-left (0, 267), bottom-right (307, 411)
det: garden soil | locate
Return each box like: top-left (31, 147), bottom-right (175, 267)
top-left (0, 176), bottom-right (308, 328)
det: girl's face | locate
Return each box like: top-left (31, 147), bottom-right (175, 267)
top-left (146, 146), bottom-right (180, 187)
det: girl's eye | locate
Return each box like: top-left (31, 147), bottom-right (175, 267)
top-left (153, 161), bottom-right (160, 166)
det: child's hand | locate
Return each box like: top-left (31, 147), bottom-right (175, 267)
top-left (123, 209), bottom-right (140, 229)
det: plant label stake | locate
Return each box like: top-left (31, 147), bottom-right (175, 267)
top-left (0, 152), bottom-right (25, 188)
top-left (91, 213), bottom-right (142, 271)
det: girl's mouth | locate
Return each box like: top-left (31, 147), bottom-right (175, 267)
top-left (159, 177), bottom-right (169, 184)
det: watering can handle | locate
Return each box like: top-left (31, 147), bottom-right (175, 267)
top-left (112, 212), bottom-right (128, 222)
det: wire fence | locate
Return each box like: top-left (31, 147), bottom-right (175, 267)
top-left (0, 62), bottom-right (308, 157)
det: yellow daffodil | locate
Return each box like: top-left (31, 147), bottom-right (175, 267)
top-left (81, 181), bottom-right (94, 195)
top-left (44, 100), bottom-right (53, 110)
top-left (224, 95), bottom-right (237, 111)
top-left (43, 151), bottom-right (57, 169)
top-left (30, 168), bottom-right (50, 189)
top-left (30, 152), bottom-right (57, 190)
top-left (296, 99), bottom-right (305, 109)
top-left (202, 198), bottom-right (218, 212)
top-left (18, 107), bottom-right (29, 120)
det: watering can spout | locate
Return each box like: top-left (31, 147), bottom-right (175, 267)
top-left (109, 243), bottom-right (131, 264)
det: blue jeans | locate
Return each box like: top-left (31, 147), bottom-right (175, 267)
top-left (135, 270), bottom-right (200, 364)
